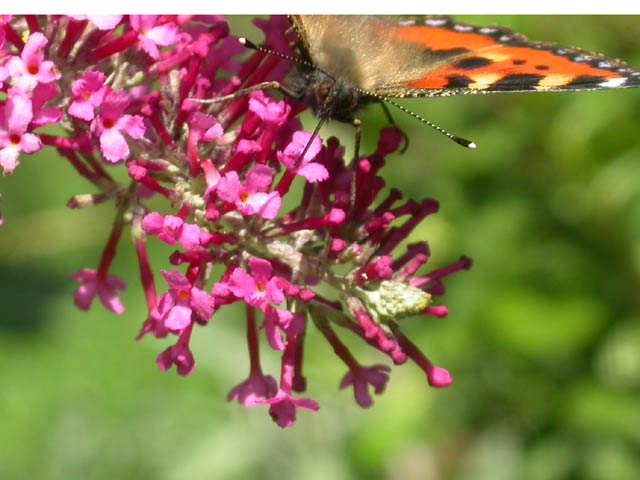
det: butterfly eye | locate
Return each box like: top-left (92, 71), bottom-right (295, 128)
top-left (316, 80), bottom-right (333, 102)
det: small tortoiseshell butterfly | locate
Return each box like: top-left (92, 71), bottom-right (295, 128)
top-left (284, 15), bottom-right (640, 148)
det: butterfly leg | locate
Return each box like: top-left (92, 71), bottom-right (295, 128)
top-left (293, 116), bottom-right (327, 170)
top-left (190, 81), bottom-right (300, 105)
top-left (352, 118), bottom-right (362, 164)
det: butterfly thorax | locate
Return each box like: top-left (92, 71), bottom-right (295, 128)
top-left (289, 68), bottom-right (373, 123)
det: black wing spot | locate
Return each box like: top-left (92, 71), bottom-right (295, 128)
top-left (446, 75), bottom-right (473, 88)
top-left (454, 56), bottom-right (493, 70)
top-left (567, 75), bottom-right (607, 88)
top-left (512, 59), bottom-right (527, 65)
top-left (424, 47), bottom-right (469, 61)
top-left (535, 65), bottom-right (550, 71)
top-left (488, 73), bottom-right (544, 90)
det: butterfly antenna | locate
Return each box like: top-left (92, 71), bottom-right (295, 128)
top-left (239, 37), bottom-right (318, 71)
top-left (240, 37), bottom-right (342, 87)
top-left (377, 95), bottom-right (477, 149)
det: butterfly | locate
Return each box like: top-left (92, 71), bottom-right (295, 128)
top-left (283, 15), bottom-right (640, 148)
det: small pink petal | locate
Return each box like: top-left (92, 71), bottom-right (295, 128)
top-left (69, 101), bottom-right (97, 121)
top-left (141, 212), bottom-right (164, 235)
top-left (21, 32), bottom-right (47, 65)
top-left (7, 94), bottom-right (33, 133)
top-left (164, 303), bottom-right (192, 330)
top-left (0, 147), bottom-right (20, 174)
top-left (215, 171), bottom-right (241, 203)
top-left (70, 15), bottom-right (122, 30)
top-left (115, 114), bottom-right (146, 139)
top-left (156, 343), bottom-right (195, 376)
top-left (297, 162), bottom-right (328, 183)
top-left (264, 278), bottom-right (284, 305)
top-left (161, 269), bottom-right (190, 290)
top-left (248, 257), bottom-right (272, 281)
top-left (98, 286), bottom-right (125, 314)
top-left (244, 164), bottom-right (274, 192)
top-left (228, 373), bottom-right (278, 407)
top-left (100, 129), bottom-right (129, 162)
top-left (190, 287), bottom-right (215, 321)
top-left (144, 23), bottom-right (179, 46)
top-left (177, 223), bottom-right (202, 251)
top-left (138, 37), bottom-right (161, 60)
top-left (73, 281), bottom-right (97, 310)
top-left (228, 268), bottom-right (256, 299)
top-left (19, 132), bottom-right (41, 154)
top-left (246, 192), bottom-right (281, 220)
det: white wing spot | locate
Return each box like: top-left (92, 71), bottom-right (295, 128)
top-left (599, 77), bottom-right (626, 88)
top-left (454, 24), bottom-right (473, 32)
top-left (425, 18), bottom-right (447, 27)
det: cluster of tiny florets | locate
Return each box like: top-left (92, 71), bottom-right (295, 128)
top-left (0, 15), bottom-right (470, 427)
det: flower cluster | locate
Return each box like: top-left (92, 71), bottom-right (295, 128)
top-left (0, 15), bottom-right (471, 428)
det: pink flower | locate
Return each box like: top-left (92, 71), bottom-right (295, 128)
top-left (187, 112), bottom-right (223, 143)
top-left (277, 131), bottom-right (327, 182)
top-left (92, 90), bottom-right (146, 163)
top-left (0, 92), bottom-right (41, 174)
top-left (247, 91), bottom-right (289, 127)
top-left (157, 342), bottom-right (195, 376)
top-left (215, 164), bottom-right (282, 220)
top-left (31, 83), bottom-right (62, 127)
top-left (71, 15), bottom-right (122, 30)
top-left (7, 32), bottom-right (60, 91)
top-left (261, 390), bottom-right (320, 429)
top-left (69, 71), bottom-right (107, 121)
top-left (157, 270), bottom-right (215, 330)
top-left (227, 258), bottom-right (284, 311)
top-left (141, 213), bottom-right (204, 251)
top-left (340, 364), bottom-right (391, 408)
top-left (228, 371), bottom-right (278, 407)
top-left (130, 15), bottom-right (179, 60)
top-left (70, 268), bottom-right (126, 315)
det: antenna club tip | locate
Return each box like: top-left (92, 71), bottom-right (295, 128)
top-left (451, 135), bottom-right (477, 149)
top-left (239, 37), bottom-right (259, 50)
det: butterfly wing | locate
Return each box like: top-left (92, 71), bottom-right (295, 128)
top-left (290, 15), bottom-right (441, 92)
top-left (291, 15), bottom-right (640, 98)
top-left (382, 17), bottom-right (640, 97)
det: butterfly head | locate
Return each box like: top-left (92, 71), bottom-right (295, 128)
top-left (289, 67), bottom-right (373, 123)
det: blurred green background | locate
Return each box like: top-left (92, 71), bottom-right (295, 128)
top-left (1, 15), bottom-right (640, 480)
